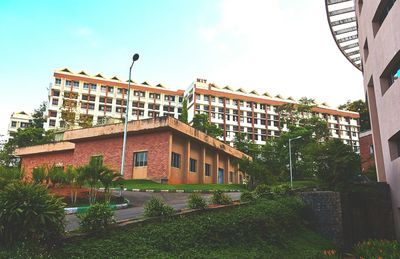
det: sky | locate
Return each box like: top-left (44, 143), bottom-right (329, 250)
top-left (0, 0), bottom-right (364, 137)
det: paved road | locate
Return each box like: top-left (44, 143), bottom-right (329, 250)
top-left (65, 191), bottom-right (241, 232)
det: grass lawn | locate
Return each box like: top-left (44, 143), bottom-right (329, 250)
top-left (114, 179), bottom-right (246, 192)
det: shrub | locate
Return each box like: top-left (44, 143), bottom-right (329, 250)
top-left (352, 239), bottom-right (400, 258)
top-left (0, 166), bottom-right (23, 189)
top-left (271, 183), bottom-right (291, 196)
top-left (211, 190), bottom-right (232, 205)
top-left (144, 197), bottom-right (174, 217)
top-left (47, 165), bottom-right (66, 187)
top-left (187, 193), bottom-right (207, 209)
top-left (240, 191), bottom-right (255, 202)
top-left (0, 182), bottom-right (65, 246)
top-left (77, 203), bottom-right (115, 232)
top-left (32, 166), bottom-right (47, 184)
top-left (254, 184), bottom-right (272, 198)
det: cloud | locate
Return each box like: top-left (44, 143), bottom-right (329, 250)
top-left (73, 26), bottom-right (93, 38)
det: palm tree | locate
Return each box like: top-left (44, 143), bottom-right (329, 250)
top-left (65, 166), bottom-right (83, 205)
top-left (99, 169), bottom-right (122, 203)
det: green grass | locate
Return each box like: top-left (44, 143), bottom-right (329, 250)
top-left (114, 179), bottom-right (246, 192)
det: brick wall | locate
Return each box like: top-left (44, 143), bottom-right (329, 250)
top-left (21, 150), bottom-right (74, 179)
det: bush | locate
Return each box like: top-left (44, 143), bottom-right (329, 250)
top-left (211, 190), bottom-right (232, 205)
top-left (47, 165), bottom-right (66, 187)
top-left (0, 166), bottom-right (23, 189)
top-left (0, 182), bottom-right (65, 246)
top-left (187, 193), bottom-right (207, 209)
top-left (77, 203), bottom-right (115, 232)
top-left (240, 191), bottom-right (255, 202)
top-left (254, 184), bottom-right (272, 198)
top-left (352, 239), bottom-right (400, 258)
top-left (271, 184), bottom-right (291, 196)
top-left (32, 166), bottom-right (46, 184)
top-left (144, 197), bottom-right (174, 217)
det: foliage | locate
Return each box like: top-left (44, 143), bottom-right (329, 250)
top-left (179, 98), bottom-right (188, 123)
top-left (144, 196), bottom-right (175, 217)
top-left (365, 165), bottom-right (377, 182)
top-left (31, 101), bottom-right (47, 129)
top-left (211, 190), bottom-right (232, 205)
top-left (99, 169), bottom-right (121, 203)
top-left (192, 113), bottom-right (223, 138)
top-left (253, 184), bottom-right (273, 198)
top-left (78, 114), bottom-right (93, 128)
top-left (50, 197), bottom-right (333, 258)
top-left (46, 165), bottom-right (66, 187)
top-left (187, 193), bottom-right (207, 209)
top-left (0, 182), bottom-right (65, 246)
top-left (32, 166), bottom-right (46, 184)
top-left (65, 166), bottom-right (82, 205)
top-left (60, 92), bottom-right (78, 129)
top-left (352, 239), bottom-right (400, 259)
top-left (312, 139), bottom-right (361, 191)
top-left (0, 166), bottom-right (24, 189)
top-left (77, 203), bottom-right (115, 232)
top-left (77, 156), bottom-right (115, 204)
top-left (240, 191), bottom-right (255, 202)
top-left (339, 99), bottom-right (371, 132)
top-left (0, 127), bottom-right (54, 167)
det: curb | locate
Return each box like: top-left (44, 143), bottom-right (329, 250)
top-left (64, 202), bottom-right (129, 215)
top-left (124, 188), bottom-right (241, 193)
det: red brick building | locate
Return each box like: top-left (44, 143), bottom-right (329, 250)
top-left (359, 130), bottom-right (375, 173)
top-left (16, 117), bottom-right (250, 184)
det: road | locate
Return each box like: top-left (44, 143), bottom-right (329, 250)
top-left (65, 191), bottom-right (241, 231)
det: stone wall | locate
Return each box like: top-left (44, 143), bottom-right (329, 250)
top-left (299, 191), bottom-right (343, 246)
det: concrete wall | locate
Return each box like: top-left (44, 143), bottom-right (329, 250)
top-left (356, 0), bottom-right (400, 237)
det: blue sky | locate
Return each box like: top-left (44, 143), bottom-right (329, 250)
top-left (0, 0), bottom-right (363, 136)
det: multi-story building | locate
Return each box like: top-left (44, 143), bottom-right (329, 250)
top-left (47, 68), bottom-right (360, 150)
top-left (7, 111), bottom-right (32, 139)
top-left (326, 0), bottom-right (400, 236)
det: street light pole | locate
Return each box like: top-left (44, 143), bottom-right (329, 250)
top-left (120, 53), bottom-right (139, 176)
top-left (289, 136), bottom-right (302, 189)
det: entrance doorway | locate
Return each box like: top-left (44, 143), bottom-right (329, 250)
top-left (218, 168), bottom-right (223, 184)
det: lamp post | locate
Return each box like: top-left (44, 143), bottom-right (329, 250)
top-left (120, 53), bottom-right (139, 176)
top-left (289, 136), bottom-right (302, 189)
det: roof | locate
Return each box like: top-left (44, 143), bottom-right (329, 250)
top-left (16, 117), bottom-right (251, 160)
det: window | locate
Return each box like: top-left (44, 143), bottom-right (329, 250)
top-left (134, 152), bottom-right (148, 167)
top-left (66, 80), bottom-right (72, 86)
top-left (205, 163), bottom-right (211, 176)
top-left (91, 155), bottom-right (103, 167)
top-left (101, 86), bottom-right (107, 92)
top-left (83, 83), bottom-right (89, 89)
top-left (149, 93), bottom-right (155, 98)
top-left (156, 94), bottom-right (160, 100)
top-left (372, 0), bottom-right (397, 36)
top-left (219, 98), bottom-right (224, 104)
top-left (369, 144), bottom-right (374, 155)
top-left (179, 96), bottom-right (183, 102)
top-left (55, 78), bottom-right (61, 85)
top-left (190, 158), bottom-right (197, 172)
top-left (108, 86), bottom-right (114, 93)
top-left (363, 40), bottom-right (369, 62)
top-left (204, 95), bottom-right (209, 101)
top-left (49, 119), bottom-right (56, 127)
top-left (11, 121), bottom-right (17, 127)
top-left (90, 84), bottom-right (97, 90)
top-left (380, 50), bottom-right (400, 94)
top-left (171, 152), bottom-right (181, 168)
top-left (49, 110), bottom-right (57, 117)
top-left (196, 94), bottom-right (201, 100)
top-left (73, 81), bottom-right (79, 88)
top-left (52, 98), bottom-right (59, 105)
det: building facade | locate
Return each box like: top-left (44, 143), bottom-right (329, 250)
top-left (47, 69), bottom-right (360, 149)
top-left (16, 117), bottom-right (249, 184)
top-left (7, 111), bottom-right (32, 139)
top-left (354, 0), bottom-right (400, 236)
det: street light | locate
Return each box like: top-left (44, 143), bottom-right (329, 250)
top-left (289, 136), bottom-right (302, 189)
top-left (120, 53), bottom-right (139, 176)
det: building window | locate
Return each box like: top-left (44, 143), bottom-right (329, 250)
top-left (134, 151), bottom-right (148, 167)
top-left (101, 86), bottom-right (107, 92)
top-left (91, 155), bottom-right (103, 167)
top-left (83, 83), bottom-right (89, 89)
top-left (205, 163), bottom-right (211, 176)
top-left (190, 158), bottom-right (197, 172)
top-left (171, 152), bottom-right (181, 168)
top-left (73, 81), bottom-right (79, 88)
top-left (55, 78), bottom-right (61, 85)
top-left (380, 50), bottom-right (400, 95)
top-left (90, 84), bottom-right (97, 90)
top-left (11, 121), bottom-right (17, 127)
top-left (196, 94), bottom-right (201, 100)
top-left (52, 98), bottom-right (59, 105)
top-left (49, 119), bottom-right (56, 127)
top-left (179, 96), bottom-right (183, 102)
top-left (369, 144), bottom-right (374, 155)
top-left (204, 95), bottom-right (209, 101)
top-left (372, 0), bottom-right (396, 36)
top-left (66, 80), bottom-right (72, 86)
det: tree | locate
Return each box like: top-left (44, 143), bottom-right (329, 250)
top-left (31, 101), bottom-right (47, 129)
top-left (179, 98), bottom-right (188, 123)
top-left (60, 92), bottom-right (78, 129)
top-left (99, 169), bottom-right (121, 203)
top-left (192, 114), bottom-right (223, 138)
top-left (339, 99), bottom-right (371, 132)
top-left (312, 139), bottom-right (361, 191)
